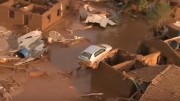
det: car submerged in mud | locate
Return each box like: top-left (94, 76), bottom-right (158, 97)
top-left (78, 44), bottom-right (112, 69)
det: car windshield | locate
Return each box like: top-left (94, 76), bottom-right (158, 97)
top-left (80, 52), bottom-right (92, 60)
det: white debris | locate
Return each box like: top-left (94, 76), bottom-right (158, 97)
top-left (0, 30), bottom-right (45, 66)
top-left (17, 30), bottom-right (42, 50)
top-left (81, 93), bottom-right (104, 97)
top-left (108, 20), bottom-right (116, 26)
top-left (48, 31), bottom-right (86, 44)
top-left (174, 21), bottom-right (180, 27)
top-left (49, 31), bottom-right (62, 42)
top-left (49, 31), bottom-right (66, 42)
top-left (14, 30), bottom-right (46, 66)
top-left (83, 4), bottom-right (94, 11)
top-left (85, 14), bottom-right (116, 28)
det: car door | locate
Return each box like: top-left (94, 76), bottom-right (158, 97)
top-left (92, 48), bottom-right (106, 63)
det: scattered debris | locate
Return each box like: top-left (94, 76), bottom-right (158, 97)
top-left (29, 71), bottom-right (48, 78)
top-left (66, 25), bottom-right (93, 34)
top-left (15, 30), bottom-right (46, 66)
top-left (0, 78), bottom-right (21, 101)
top-left (81, 93), bottom-right (104, 97)
top-left (0, 30), bottom-right (46, 66)
top-left (57, 71), bottom-right (72, 78)
top-left (0, 30), bottom-right (12, 39)
top-left (48, 31), bottom-right (87, 45)
top-left (85, 14), bottom-right (116, 28)
top-left (79, 3), bottom-right (117, 28)
top-left (0, 86), bottom-right (12, 101)
top-left (173, 20), bottom-right (180, 27)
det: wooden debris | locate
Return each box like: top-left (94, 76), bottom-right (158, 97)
top-left (81, 93), bottom-right (104, 97)
top-left (57, 71), bottom-right (72, 78)
top-left (0, 86), bottom-right (12, 101)
top-left (29, 71), bottom-right (47, 77)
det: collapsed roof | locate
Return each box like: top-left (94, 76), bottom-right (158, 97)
top-left (139, 65), bottom-right (180, 101)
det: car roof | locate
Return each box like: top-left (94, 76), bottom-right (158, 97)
top-left (83, 45), bottom-right (104, 54)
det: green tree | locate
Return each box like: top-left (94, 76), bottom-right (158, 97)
top-left (147, 2), bottom-right (172, 28)
top-left (135, 0), bottom-right (149, 12)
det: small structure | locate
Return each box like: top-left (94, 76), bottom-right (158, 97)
top-left (137, 39), bottom-right (180, 66)
top-left (90, 49), bottom-right (161, 98)
top-left (0, 0), bottom-right (70, 30)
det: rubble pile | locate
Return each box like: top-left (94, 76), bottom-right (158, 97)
top-left (79, 3), bottom-right (117, 28)
top-left (48, 31), bottom-right (88, 46)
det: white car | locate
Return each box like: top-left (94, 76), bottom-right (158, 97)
top-left (78, 44), bottom-right (112, 69)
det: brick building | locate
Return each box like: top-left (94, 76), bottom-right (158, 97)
top-left (0, 0), bottom-right (70, 30)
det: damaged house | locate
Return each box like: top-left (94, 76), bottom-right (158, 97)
top-left (137, 38), bottom-right (180, 66)
top-left (90, 40), bottom-right (180, 97)
top-left (91, 48), bottom-right (180, 100)
top-left (90, 49), bottom-right (162, 99)
top-left (0, 0), bottom-right (70, 30)
top-left (127, 65), bottom-right (180, 101)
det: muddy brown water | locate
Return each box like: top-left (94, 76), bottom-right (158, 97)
top-left (0, 13), bottom-right (151, 101)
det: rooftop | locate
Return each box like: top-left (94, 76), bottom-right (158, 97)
top-left (127, 65), bottom-right (168, 82)
top-left (139, 65), bottom-right (180, 101)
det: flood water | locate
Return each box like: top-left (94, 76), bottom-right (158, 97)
top-left (1, 13), bottom-right (152, 101)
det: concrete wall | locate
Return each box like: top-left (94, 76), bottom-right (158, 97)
top-left (41, 0), bottom-right (70, 30)
top-left (91, 62), bottom-right (134, 98)
top-left (175, 7), bottom-right (180, 19)
top-left (13, 10), bottom-right (24, 25)
top-left (0, 6), bottom-right (24, 25)
top-left (41, 3), bottom-right (61, 30)
top-left (28, 14), bottom-right (42, 30)
top-left (0, 6), bottom-right (9, 22)
top-left (0, 0), bottom-right (70, 31)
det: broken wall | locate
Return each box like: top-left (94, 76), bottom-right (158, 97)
top-left (175, 7), bottom-right (180, 19)
top-left (28, 14), bottom-right (42, 30)
top-left (142, 52), bottom-right (161, 66)
top-left (112, 60), bottom-right (148, 72)
top-left (0, 6), bottom-right (24, 25)
top-left (137, 39), bottom-right (180, 66)
top-left (105, 49), bottom-right (138, 66)
top-left (0, 0), bottom-right (70, 31)
top-left (41, 3), bottom-right (61, 30)
top-left (37, 0), bottom-right (70, 30)
top-left (103, 49), bottom-right (149, 72)
top-left (91, 61), bottom-right (135, 98)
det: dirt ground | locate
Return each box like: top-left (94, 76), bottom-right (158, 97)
top-left (0, 3), bottom-right (152, 101)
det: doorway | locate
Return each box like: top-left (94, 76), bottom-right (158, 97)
top-left (24, 15), bottom-right (29, 25)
